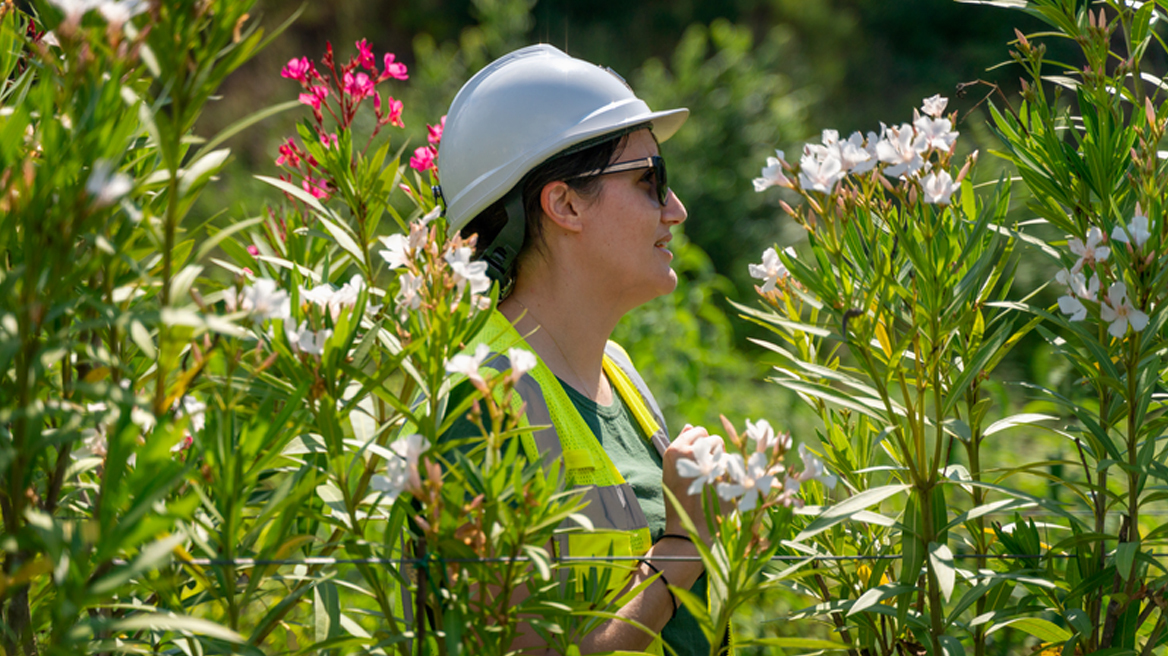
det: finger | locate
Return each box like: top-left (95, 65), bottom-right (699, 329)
top-left (675, 425), bottom-right (709, 444)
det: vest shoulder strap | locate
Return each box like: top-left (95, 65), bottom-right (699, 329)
top-left (603, 341), bottom-right (672, 458)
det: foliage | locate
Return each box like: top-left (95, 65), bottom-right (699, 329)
top-left (0, 4), bottom-right (589, 654)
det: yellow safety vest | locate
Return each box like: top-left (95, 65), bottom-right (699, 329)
top-left (464, 309), bottom-right (673, 656)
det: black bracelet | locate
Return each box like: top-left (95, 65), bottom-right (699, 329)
top-left (640, 558), bottom-right (679, 620)
top-left (659, 533), bottom-right (694, 545)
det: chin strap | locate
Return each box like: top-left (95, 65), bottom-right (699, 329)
top-left (480, 186), bottom-right (526, 297)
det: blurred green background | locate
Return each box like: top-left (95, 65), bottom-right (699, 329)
top-left (191, 2), bottom-right (1081, 648)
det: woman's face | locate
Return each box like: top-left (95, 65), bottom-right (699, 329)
top-left (582, 129), bottom-right (688, 307)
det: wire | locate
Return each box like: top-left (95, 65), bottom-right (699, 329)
top-left (178, 552), bottom-right (1129, 567)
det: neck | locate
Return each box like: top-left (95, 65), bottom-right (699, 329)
top-left (499, 270), bottom-right (624, 404)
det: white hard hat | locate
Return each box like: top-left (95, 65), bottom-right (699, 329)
top-left (437, 44), bottom-right (689, 236)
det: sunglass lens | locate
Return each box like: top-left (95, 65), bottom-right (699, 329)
top-left (655, 157), bottom-right (669, 206)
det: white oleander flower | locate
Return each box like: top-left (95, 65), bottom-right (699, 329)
top-left (445, 343), bottom-right (491, 387)
top-left (1100, 282), bottom-right (1149, 338)
top-left (921, 170), bottom-right (960, 205)
top-left (507, 348), bottom-right (537, 383)
top-left (922, 94), bottom-right (949, 119)
top-left (753, 150), bottom-right (793, 191)
top-left (1111, 208), bottom-right (1152, 250)
top-left (876, 123), bottom-right (927, 178)
top-left (86, 160), bottom-right (132, 208)
top-left (676, 435), bottom-right (727, 496)
top-left (748, 247), bottom-right (794, 293)
top-left (446, 246), bottom-right (491, 297)
top-left (717, 451), bottom-right (775, 512)
top-left (1069, 227), bottom-right (1110, 273)
top-left (790, 443), bottom-right (838, 490)
top-left (395, 272), bottom-right (423, 318)
top-left (240, 279), bottom-right (291, 321)
top-left (913, 115), bottom-right (959, 153)
top-left (286, 321), bottom-right (331, 355)
top-left (798, 147), bottom-right (845, 194)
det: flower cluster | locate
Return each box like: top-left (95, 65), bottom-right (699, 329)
top-left (275, 40), bottom-right (410, 203)
top-left (280, 39), bottom-right (407, 130)
top-left (1055, 213), bottom-right (1154, 338)
top-left (225, 273), bottom-right (378, 358)
top-left (378, 208), bottom-right (492, 323)
top-left (74, 392), bottom-right (201, 464)
top-left (753, 94), bottom-right (963, 206)
top-left (410, 115), bottom-right (445, 174)
top-left (675, 418), bottom-right (835, 512)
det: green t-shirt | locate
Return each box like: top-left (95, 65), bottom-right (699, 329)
top-left (557, 381), bottom-right (711, 656)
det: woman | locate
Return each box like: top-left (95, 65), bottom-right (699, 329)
top-left (437, 44), bottom-right (722, 655)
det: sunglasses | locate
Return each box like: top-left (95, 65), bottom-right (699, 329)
top-left (567, 155), bottom-right (670, 206)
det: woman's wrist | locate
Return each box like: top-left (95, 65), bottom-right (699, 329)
top-left (639, 558), bottom-right (679, 619)
top-left (648, 534), bottom-right (704, 590)
top-left (659, 532), bottom-right (693, 545)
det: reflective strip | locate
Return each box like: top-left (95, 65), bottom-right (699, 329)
top-left (571, 483), bottom-right (650, 532)
top-left (604, 342), bottom-right (671, 458)
top-left (480, 353), bottom-right (562, 467)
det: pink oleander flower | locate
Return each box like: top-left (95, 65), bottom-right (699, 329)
top-left (382, 53), bottom-right (408, 80)
top-left (428, 116), bottom-right (446, 146)
top-left (410, 146), bottom-right (436, 172)
top-left (321, 133), bottom-right (339, 149)
top-left (302, 176), bottom-right (330, 200)
top-left (275, 139), bottom-right (301, 167)
top-left (299, 85), bottom-right (329, 110)
top-left (384, 97), bottom-right (404, 127)
top-left (356, 39), bottom-right (376, 70)
top-left (281, 57), bottom-right (312, 83)
top-left (343, 72), bottom-right (375, 99)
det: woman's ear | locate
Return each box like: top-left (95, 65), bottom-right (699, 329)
top-left (539, 181), bottom-right (586, 234)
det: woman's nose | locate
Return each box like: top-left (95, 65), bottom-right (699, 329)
top-left (663, 189), bottom-right (687, 225)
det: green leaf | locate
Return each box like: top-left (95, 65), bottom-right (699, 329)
top-left (1115, 541), bottom-right (1139, 581)
top-left (178, 148), bottom-right (231, 196)
top-left (795, 484), bottom-right (910, 541)
top-left (995, 617), bottom-right (1071, 643)
top-left (314, 581), bottom-right (340, 643)
top-left (847, 584), bottom-right (918, 617)
top-left (928, 541), bottom-right (956, 602)
top-left (196, 216), bottom-right (265, 262)
top-left (317, 214), bottom-right (367, 267)
top-left (90, 534), bottom-right (184, 597)
top-left (256, 174), bottom-right (331, 216)
top-left (110, 613), bottom-right (245, 643)
top-left (942, 320), bottom-right (1012, 417)
top-left (983, 413), bottom-right (1057, 436)
top-left (738, 637), bottom-right (851, 650)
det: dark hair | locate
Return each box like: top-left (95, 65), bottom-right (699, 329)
top-left (460, 131), bottom-right (632, 270)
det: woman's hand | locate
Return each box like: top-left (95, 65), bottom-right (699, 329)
top-left (661, 424), bottom-right (724, 542)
